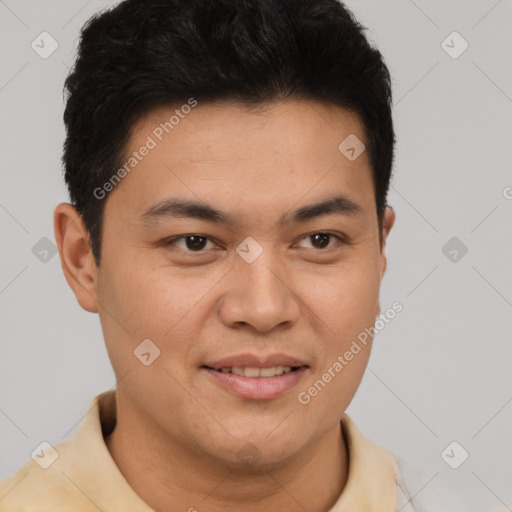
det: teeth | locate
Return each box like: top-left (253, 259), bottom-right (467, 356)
top-left (259, 367), bottom-right (276, 377)
top-left (244, 367), bottom-right (260, 378)
top-left (216, 366), bottom-right (295, 377)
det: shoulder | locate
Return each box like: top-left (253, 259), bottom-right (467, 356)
top-left (0, 439), bottom-right (97, 511)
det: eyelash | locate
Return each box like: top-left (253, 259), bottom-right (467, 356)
top-left (163, 232), bottom-right (347, 254)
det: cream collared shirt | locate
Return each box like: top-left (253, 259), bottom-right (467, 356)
top-left (0, 390), bottom-right (446, 511)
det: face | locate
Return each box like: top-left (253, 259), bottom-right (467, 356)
top-left (57, 99), bottom-right (394, 469)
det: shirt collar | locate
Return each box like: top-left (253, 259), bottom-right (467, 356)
top-left (331, 414), bottom-right (401, 511)
top-left (73, 390), bottom-right (154, 510)
top-left (73, 390), bottom-right (400, 511)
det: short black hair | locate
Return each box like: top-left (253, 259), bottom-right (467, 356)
top-left (62, 0), bottom-right (394, 265)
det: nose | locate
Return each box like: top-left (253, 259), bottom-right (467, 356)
top-left (218, 254), bottom-right (301, 333)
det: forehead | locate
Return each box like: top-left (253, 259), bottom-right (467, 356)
top-left (128, 98), bottom-right (367, 158)
top-left (108, 99), bottom-right (375, 221)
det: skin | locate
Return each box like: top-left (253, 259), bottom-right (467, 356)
top-left (54, 99), bottom-right (395, 512)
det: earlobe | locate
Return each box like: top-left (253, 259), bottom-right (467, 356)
top-left (53, 203), bottom-right (99, 313)
top-left (382, 205), bottom-right (395, 245)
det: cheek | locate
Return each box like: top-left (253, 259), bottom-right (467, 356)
top-left (303, 259), bottom-right (380, 335)
top-left (299, 258), bottom-right (380, 417)
top-left (99, 251), bottom-right (187, 325)
top-left (97, 256), bottom-right (228, 365)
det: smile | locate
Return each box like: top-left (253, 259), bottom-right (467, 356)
top-left (201, 365), bottom-right (308, 400)
top-left (207, 365), bottom-right (297, 378)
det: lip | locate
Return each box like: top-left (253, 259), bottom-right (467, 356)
top-left (202, 366), bottom-right (308, 400)
top-left (201, 353), bottom-right (309, 401)
top-left (202, 353), bottom-right (308, 370)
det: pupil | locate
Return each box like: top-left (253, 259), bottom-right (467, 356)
top-left (311, 233), bottom-right (330, 249)
top-left (186, 235), bottom-right (207, 251)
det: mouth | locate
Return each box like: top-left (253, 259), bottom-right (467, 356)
top-left (200, 355), bottom-right (309, 400)
top-left (201, 365), bottom-right (304, 378)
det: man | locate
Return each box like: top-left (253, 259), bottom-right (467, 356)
top-left (0, 0), bottom-right (465, 510)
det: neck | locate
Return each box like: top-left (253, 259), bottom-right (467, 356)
top-left (105, 397), bottom-right (349, 512)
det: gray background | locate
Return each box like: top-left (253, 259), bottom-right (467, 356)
top-left (1, 0), bottom-right (511, 509)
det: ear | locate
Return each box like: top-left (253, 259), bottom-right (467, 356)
top-left (375, 205), bottom-right (396, 318)
top-left (54, 203), bottom-right (99, 313)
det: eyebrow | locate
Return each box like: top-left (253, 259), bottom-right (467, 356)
top-left (139, 194), bottom-right (364, 227)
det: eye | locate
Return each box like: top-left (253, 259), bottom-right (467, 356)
top-left (164, 232), bottom-right (346, 254)
top-left (296, 232), bottom-right (345, 250)
top-left (165, 234), bottom-right (218, 252)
